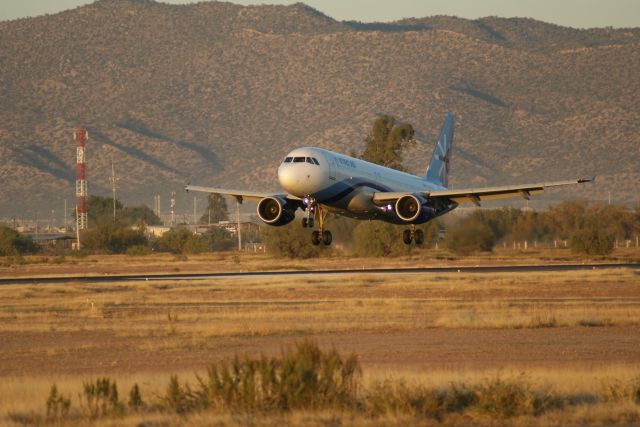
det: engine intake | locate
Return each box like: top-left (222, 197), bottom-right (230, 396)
top-left (395, 195), bottom-right (423, 222)
top-left (257, 196), bottom-right (296, 226)
top-left (395, 194), bottom-right (436, 223)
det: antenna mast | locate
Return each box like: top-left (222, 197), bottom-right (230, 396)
top-left (74, 128), bottom-right (88, 230)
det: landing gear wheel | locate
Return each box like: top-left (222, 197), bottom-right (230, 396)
top-left (403, 229), bottom-right (412, 245)
top-left (302, 218), bottom-right (308, 228)
top-left (414, 229), bottom-right (424, 245)
top-left (322, 230), bottom-right (332, 246)
top-left (311, 230), bottom-right (321, 246)
top-left (308, 218), bottom-right (314, 228)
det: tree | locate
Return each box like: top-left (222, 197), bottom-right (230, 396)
top-left (200, 194), bottom-right (229, 224)
top-left (81, 220), bottom-right (148, 253)
top-left (445, 214), bottom-right (495, 255)
top-left (0, 225), bottom-right (38, 256)
top-left (86, 195), bottom-right (160, 226)
top-left (121, 205), bottom-right (161, 226)
top-left (87, 195), bottom-right (123, 225)
top-left (361, 115), bottom-right (415, 170)
top-left (158, 226), bottom-right (209, 254)
top-left (203, 227), bottom-right (234, 251)
top-left (262, 222), bottom-right (321, 258)
top-left (353, 221), bottom-right (408, 257)
top-left (569, 214), bottom-right (614, 256)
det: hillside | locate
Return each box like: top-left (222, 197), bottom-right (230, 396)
top-left (1, 0), bottom-right (639, 218)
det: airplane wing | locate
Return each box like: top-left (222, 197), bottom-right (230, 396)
top-left (372, 177), bottom-right (595, 206)
top-left (184, 185), bottom-right (301, 203)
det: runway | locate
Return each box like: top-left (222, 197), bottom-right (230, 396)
top-left (0, 263), bottom-right (637, 285)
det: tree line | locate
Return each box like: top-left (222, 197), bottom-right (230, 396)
top-left (2, 116), bottom-right (637, 258)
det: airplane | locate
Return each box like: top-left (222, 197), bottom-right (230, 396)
top-left (186, 113), bottom-right (594, 246)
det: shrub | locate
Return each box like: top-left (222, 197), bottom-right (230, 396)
top-left (126, 245), bottom-right (151, 256)
top-left (163, 340), bottom-right (360, 414)
top-left (80, 377), bottom-right (124, 419)
top-left (128, 384), bottom-right (144, 411)
top-left (474, 376), bottom-right (535, 418)
top-left (365, 381), bottom-right (448, 419)
top-left (163, 375), bottom-right (192, 414)
top-left (46, 384), bottom-right (71, 422)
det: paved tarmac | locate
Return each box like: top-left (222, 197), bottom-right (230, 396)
top-left (0, 263), bottom-right (637, 285)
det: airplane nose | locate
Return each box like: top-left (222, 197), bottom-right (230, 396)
top-left (278, 162), bottom-right (327, 196)
top-left (278, 164), bottom-right (297, 192)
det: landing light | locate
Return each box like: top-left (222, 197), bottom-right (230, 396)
top-left (387, 204), bottom-right (393, 211)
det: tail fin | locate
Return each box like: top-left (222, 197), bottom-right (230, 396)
top-left (423, 113), bottom-right (454, 188)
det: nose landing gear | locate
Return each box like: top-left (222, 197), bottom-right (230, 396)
top-left (403, 225), bottom-right (424, 245)
top-left (308, 205), bottom-right (332, 246)
top-left (302, 197), bottom-right (315, 228)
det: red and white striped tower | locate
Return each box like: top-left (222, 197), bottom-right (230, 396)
top-left (74, 128), bottom-right (89, 230)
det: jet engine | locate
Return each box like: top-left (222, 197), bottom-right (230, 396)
top-left (395, 194), bottom-right (436, 223)
top-left (257, 196), bottom-right (296, 226)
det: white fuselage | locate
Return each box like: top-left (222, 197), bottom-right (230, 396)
top-left (277, 147), bottom-right (446, 220)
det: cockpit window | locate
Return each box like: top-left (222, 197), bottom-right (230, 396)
top-left (293, 157), bottom-right (305, 163)
top-left (312, 158), bottom-right (320, 165)
top-left (284, 157), bottom-right (292, 163)
top-left (306, 157), bottom-right (314, 164)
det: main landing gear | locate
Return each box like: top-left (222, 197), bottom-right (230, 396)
top-left (302, 199), bottom-right (332, 246)
top-left (403, 225), bottom-right (424, 245)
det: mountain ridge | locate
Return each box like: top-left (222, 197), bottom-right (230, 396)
top-left (0, 1), bottom-right (638, 218)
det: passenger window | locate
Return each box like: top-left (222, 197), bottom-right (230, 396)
top-left (284, 157), bottom-right (292, 163)
top-left (293, 157), bottom-right (305, 163)
top-left (312, 158), bottom-right (320, 165)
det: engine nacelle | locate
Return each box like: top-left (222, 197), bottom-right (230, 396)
top-left (395, 194), bottom-right (436, 223)
top-left (257, 196), bottom-right (296, 226)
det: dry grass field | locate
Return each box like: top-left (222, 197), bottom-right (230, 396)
top-left (0, 261), bottom-right (638, 425)
top-left (1, 247), bottom-right (639, 278)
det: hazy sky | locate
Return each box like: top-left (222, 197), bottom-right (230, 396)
top-left (1, 0), bottom-right (639, 28)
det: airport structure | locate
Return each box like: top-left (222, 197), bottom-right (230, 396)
top-left (74, 128), bottom-right (88, 230)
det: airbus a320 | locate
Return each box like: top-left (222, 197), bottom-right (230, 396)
top-left (186, 113), bottom-right (593, 246)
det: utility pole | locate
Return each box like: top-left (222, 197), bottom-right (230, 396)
top-left (75, 206), bottom-right (81, 250)
top-left (154, 195), bottom-right (161, 218)
top-left (193, 196), bottom-right (197, 225)
top-left (236, 198), bottom-right (242, 251)
top-left (109, 157), bottom-right (118, 221)
top-left (64, 199), bottom-right (68, 230)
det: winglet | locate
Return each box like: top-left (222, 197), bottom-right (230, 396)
top-left (578, 175), bottom-right (596, 184)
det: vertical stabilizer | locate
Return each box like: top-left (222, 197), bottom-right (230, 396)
top-left (424, 113), bottom-right (454, 188)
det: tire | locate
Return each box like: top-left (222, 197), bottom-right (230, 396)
top-left (302, 218), bottom-right (308, 228)
top-left (311, 230), bottom-right (321, 246)
top-left (403, 229), bottom-right (412, 245)
top-left (322, 230), bottom-right (332, 246)
top-left (414, 229), bottom-right (424, 245)
top-left (308, 218), bottom-right (314, 228)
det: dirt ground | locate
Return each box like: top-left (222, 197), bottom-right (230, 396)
top-left (0, 268), bottom-right (638, 379)
top-left (1, 327), bottom-right (639, 377)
